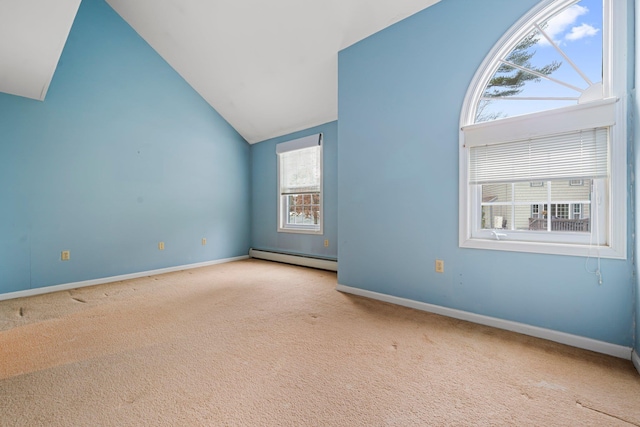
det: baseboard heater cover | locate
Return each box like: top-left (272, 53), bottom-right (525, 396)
top-left (336, 283), bottom-right (633, 361)
top-left (249, 248), bottom-right (337, 271)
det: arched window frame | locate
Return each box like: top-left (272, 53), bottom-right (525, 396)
top-left (458, 0), bottom-right (627, 259)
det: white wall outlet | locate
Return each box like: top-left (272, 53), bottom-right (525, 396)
top-left (202, 238), bottom-right (207, 246)
top-left (324, 239), bottom-right (329, 247)
top-left (435, 259), bottom-right (444, 273)
top-left (158, 242), bottom-right (165, 250)
top-left (61, 250), bottom-right (70, 261)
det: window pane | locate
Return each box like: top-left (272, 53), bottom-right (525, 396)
top-left (549, 179), bottom-right (591, 204)
top-left (482, 179), bottom-right (592, 232)
top-left (481, 205), bottom-right (512, 230)
top-left (477, 99), bottom-right (577, 123)
top-left (543, 1), bottom-right (603, 85)
top-left (482, 183), bottom-right (512, 203)
top-left (476, 0), bottom-right (603, 123)
top-left (285, 192), bottom-right (321, 227)
top-left (514, 182), bottom-right (546, 203)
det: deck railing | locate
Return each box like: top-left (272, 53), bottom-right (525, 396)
top-left (528, 218), bottom-right (590, 232)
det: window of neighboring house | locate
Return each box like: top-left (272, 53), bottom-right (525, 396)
top-left (531, 204), bottom-right (541, 218)
top-left (459, 0), bottom-right (627, 258)
top-left (276, 134), bottom-right (323, 234)
top-left (573, 203), bottom-right (582, 219)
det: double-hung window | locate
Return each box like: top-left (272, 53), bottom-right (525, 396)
top-left (277, 133), bottom-right (323, 234)
top-left (459, 0), bottom-right (627, 258)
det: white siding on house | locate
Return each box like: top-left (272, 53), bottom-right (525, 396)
top-left (481, 179), bottom-right (592, 230)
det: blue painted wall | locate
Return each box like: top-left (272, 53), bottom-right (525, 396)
top-left (634, 0), bottom-right (640, 357)
top-left (250, 122), bottom-right (337, 260)
top-left (0, 0), bottom-right (250, 294)
top-left (338, 0), bottom-right (634, 346)
top-left (634, 89), bottom-right (640, 354)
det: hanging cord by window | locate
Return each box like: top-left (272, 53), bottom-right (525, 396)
top-left (585, 252), bottom-right (603, 285)
top-left (585, 178), bottom-right (603, 285)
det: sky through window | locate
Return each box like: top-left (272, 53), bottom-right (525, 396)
top-left (476, 0), bottom-right (602, 122)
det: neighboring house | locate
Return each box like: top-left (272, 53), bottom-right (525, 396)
top-left (482, 179), bottom-right (591, 230)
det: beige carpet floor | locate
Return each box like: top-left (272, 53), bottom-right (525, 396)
top-left (0, 259), bottom-right (639, 426)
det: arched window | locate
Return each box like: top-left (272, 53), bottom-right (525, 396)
top-left (459, 0), bottom-right (626, 258)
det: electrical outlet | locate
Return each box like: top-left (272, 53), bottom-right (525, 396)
top-left (324, 239), bottom-right (329, 247)
top-left (435, 259), bottom-right (444, 273)
top-left (202, 238), bottom-right (207, 246)
top-left (61, 250), bottom-right (70, 261)
top-left (158, 242), bottom-right (165, 250)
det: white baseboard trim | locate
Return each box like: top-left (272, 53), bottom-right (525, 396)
top-left (336, 284), bottom-right (632, 360)
top-left (0, 255), bottom-right (250, 302)
top-left (249, 248), bottom-right (337, 271)
top-left (633, 350), bottom-right (640, 375)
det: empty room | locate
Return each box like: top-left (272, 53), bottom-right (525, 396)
top-left (1, 0), bottom-right (639, 425)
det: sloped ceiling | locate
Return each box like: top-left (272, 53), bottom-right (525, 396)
top-left (0, 0), bottom-right (440, 143)
top-left (105, 0), bottom-right (441, 143)
top-left (0, 0), bottom-right (81, 100)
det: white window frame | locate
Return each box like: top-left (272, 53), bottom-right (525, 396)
top-left (277, 133), bottom-right (323, 235)
top-left (459, 0), bottom-right (626, 259)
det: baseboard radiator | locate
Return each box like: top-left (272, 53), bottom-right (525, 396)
top-left (249, 248), bottom-right (337, 272)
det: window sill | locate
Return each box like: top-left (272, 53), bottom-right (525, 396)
top-left (278, 227), bottom-right (323, 235)
top-left (459, 237), bottom-right (625, 259)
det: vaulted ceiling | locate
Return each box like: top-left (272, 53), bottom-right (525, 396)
top-left (0, 0), bottom-right (81, 100)
top-left (1, 0), bottom-right (441, 143)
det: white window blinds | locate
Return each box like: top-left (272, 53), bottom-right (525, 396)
top-left (469, 127), bottom-right (609, 184)
top-left (277, 134), bottom-right (322, 195)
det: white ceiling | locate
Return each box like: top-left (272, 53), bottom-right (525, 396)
top-left (0, 0), bottom-right (440, 143)
top-left (0, 0), bottom-right (81, 100)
